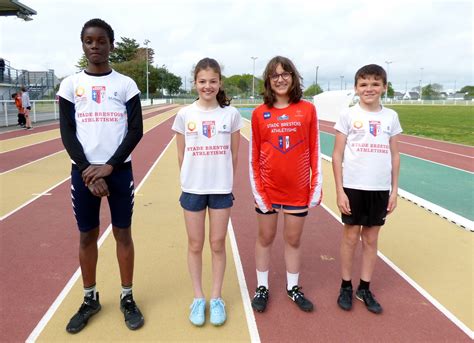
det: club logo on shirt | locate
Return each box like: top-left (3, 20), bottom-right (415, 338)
top-left (92, 86), bottom-right (106, 104)
top-left (75, 86), bottom-right (85, 97)
top-left (202, 120), bottom-right (216, 138)
top-left (278, 114), bottom-right (289, 121)
top-left (278, 136), bottom-right (290, 150)
top-left (353, 120), bottom-right (363, 129)
top-left (369, 120), bottom-right (381, 137)
top-left (187, 121), bottom-right (196, 131)
top-left (263, 112), bottom-right (271, 119)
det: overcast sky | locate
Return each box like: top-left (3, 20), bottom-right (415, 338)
top-left (1, 0), bottom-right (472, 92)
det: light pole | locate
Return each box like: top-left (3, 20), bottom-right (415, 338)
top-left (251, 56), bottom-right (258, 99)
top-left (315, 65), bottom-right (319, 88)
top-left (384, 60), bottom-right (392, 102)
top-left (419, 67), bottom-right (424, 100)
top-left (144, 39), bottom-right (150, 101)
top-left (340, 75), bottom-right (344, 90)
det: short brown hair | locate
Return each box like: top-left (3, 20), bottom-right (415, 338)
top-left (262, 56), bottom-right (303, 107)
top-left (354, 64), bottom-right (387, 86)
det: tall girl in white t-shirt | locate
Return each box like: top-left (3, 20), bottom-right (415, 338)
top-left (172, 58), bottom-right (243, 326)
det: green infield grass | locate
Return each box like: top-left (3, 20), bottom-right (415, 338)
top-left (386, 105), bottom-right (473, 146)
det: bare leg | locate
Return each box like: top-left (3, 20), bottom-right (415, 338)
top-left (183, 209), bottom-right (206, 298)
top-left (208, 207), bottom-right (231, 299)
top-left (360, 226), bottom-right (381, 282)
top-left (340, 225), bottom-right (361, 281)
top-left (255, 213), bottom-right (278, 273)
top-left (113, 226), bottom-right (134, 286)
top-left (282, 213), bottom-right (306, 274)
top-left (79, 227), bottom-right (100, 287)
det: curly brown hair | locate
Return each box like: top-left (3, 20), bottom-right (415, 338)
top-left (262, 56), bottom-right (303, 107)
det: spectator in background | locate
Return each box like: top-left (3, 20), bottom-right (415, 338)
top-left (12, 91), bottom-right (26, 127)
top-left (21, 86), bottom-right (32, 129)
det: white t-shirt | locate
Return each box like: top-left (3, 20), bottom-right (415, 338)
top-left (172, 102), bottom-right (243, 194)
top-left (57, 70), bottom-right (140, 164)
top-left (334, 103), bottom-right (402, 190)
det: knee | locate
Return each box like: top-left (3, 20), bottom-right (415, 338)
top-left (114, 229), bottom-right (133, 247)
top-left (209, 238), bottom-right (226, 254)
top-left (79, 232), bottom-right (98, 249)
top-left (284, 234), bottom-right (301, 249)
top-left (258, 231), bottom-right (276, 247)
top-left (361, 231), bottom-right (378, 248)
top-left (188, 239), bottom-right (204, 254)
top-left (342, 231), bottom-right (360, 247)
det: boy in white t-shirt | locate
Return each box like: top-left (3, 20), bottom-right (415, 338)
top-left (58, 18), bottom-right (144, 333)
top-left (332, 64), bottom-right (402, 314)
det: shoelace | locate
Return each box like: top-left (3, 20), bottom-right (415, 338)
top-left (122, 297), bottom-right (138, 314)
top-left (255, 287), bottom-right (268, 298)
top-left (290, 287), bottom-right (305, 300)
top-left (76, 297), bottom-right (96, 316)
top-left (211, 299), bottom-right (225, 314)
top-left (362, 291), bottom-right (377, 305)
top-left (190, 300), bottom-right (204, 316)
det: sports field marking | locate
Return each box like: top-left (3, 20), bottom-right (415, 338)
top-left (26, 134), bottom-right (176, 343)
top-left (0, 176), bottom-right (70, 221)
top-left (0, 133), bottom-right (60, 153)
top-left (398, 141), bottom-right (473, 159)
top-left (320, 202), bottom-right (473, 340)
top-left (0, 150), bottom-right (64, 175)
top-left (228, 219), bottom-right (261, 343)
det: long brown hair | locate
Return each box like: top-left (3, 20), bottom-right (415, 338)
top-left (194, 58), bottom-right (230, 108)
top-left (262, 56), bottom-right (303, 107)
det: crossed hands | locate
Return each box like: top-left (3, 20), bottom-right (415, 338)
top-left (82, 164), bottom-right (114, 197)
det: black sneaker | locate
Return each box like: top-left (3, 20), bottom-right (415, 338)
top-left (251, 286), bottom-right (269, 312)
top-left (120, 293), bottom-right (145, 330)
top-left (287, 286), bottom-right (314, 312)
top-left (355, 289), bottom-right (383, 314)
top-left (66, 292), bottom-right (101, 334)
top-left (337, 287), bottom-right (353, 311)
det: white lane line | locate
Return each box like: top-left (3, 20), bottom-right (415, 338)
top-left (32, 193), bottom-right (51, 196)
top-left (398, 141), bottom-right (473, 159)
top-left (320, 130), bottom-right (473, 173)
top-left (26, 136), bottom-right (176, 343)
top-left (0, 150), bottom-right (65, 175)
top-left (228, 219), bottom-right (261, 343)
top-left (0, 177), bottom-right (70, 221)
top-left (320, 202), bottom-right (474, 340)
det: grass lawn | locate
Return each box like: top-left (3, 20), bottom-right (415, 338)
top-left (380, 105), bottom-right (473, 146)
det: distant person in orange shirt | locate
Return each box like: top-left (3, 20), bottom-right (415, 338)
top-left (249, 56), bottom-right (322, 313)
top-left (12, 91), bottom-right (26, 127)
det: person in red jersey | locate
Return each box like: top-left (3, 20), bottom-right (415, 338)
top-left (249, 56), bottom-right (322, 313)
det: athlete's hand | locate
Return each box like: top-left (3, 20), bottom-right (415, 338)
top-left (82, 164), bottom-right (113, 186)
top-left (336, 190), bottom-right (351, 215)
top-left (387, 192), bottom-right (398, 215)
top-left (87, 178), bottom-right (109, 197)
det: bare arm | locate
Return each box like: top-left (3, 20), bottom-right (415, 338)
top-left (332, 131), bottom-right (351, 215)
top-left (387, 134), bottom-right (400, 214)
top-left (176, 133), bottom-right (185, 170)
top-left (231, 130), bottom-right (240, 176)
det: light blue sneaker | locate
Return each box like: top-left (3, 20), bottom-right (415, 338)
top-left (189, 298), bottom-right (206, 326)
top-left (210, 298), bottom-right (226, 326)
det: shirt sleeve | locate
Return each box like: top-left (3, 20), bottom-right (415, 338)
top-left (231, 107), bottom-right (244, 132)
top-left (308, 104), bottom-right (323, 207)
top-left (248, 107), bottom-right (272, 212)
top-left (390, 111), bottom-right (403, 136)
top-left (172, 108), bottom-right (186, 134)
top-left (59, 96), bottom-right (90, 172)
top-left (334, 108), bottom-right (349, 135)
top-left (106, 94), bottom-right (143, 167)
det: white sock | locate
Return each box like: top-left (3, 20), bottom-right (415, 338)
top-left (256, 269), bottom-right (269, 289)
top-left (121, 285), bottom-right (133, 299)
top-left (286, 272), bottom-right (299, 291)
top-left (84, 285), bottom-right (97, 300)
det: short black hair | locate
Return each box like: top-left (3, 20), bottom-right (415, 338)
top-left (11, 93), bottom-right (16, 99)
top-left (80, 18), bottom-right (114, 44)
top-left (354, 64), bottom-right (387, 86)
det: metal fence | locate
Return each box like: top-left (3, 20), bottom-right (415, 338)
top-left (1, 98), bottom-right (472, 127)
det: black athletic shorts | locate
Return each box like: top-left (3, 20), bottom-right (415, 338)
top-left (341, 188), bottom-right (389, 227)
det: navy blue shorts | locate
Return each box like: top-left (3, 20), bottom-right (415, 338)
top-left (71, 163), bottom-right (135, 232)
top-left (179, 192), bottom-right (234, 212)
top-left (341, 188), bottom-right (389, 227)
